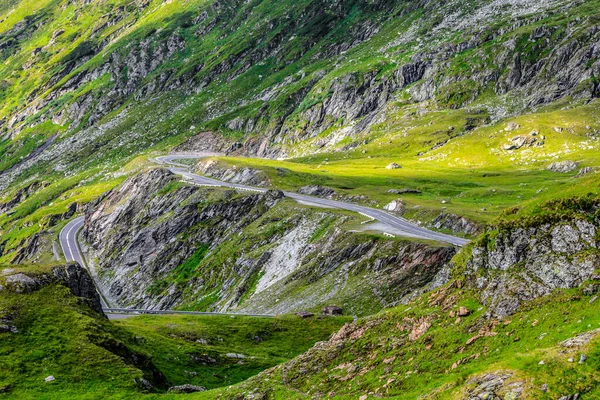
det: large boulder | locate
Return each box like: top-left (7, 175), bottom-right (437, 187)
top-left (383, 199), bottom-right (404, 213)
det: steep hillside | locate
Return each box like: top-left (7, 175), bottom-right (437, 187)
top-left (81, 168), bottom-right (455, 315)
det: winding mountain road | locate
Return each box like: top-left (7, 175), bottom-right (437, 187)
top-left (155, 153), bottom-right (470, 247)
top-left (59, 152), bottom-right (468, 318)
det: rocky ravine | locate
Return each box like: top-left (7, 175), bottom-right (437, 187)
top-left (82, 168), bottom-right (456, 315)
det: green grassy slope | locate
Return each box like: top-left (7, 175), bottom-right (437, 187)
top-left (208, 287), bottom-right (600, 399)
top-left (0, 263), bottom-right (348, 399)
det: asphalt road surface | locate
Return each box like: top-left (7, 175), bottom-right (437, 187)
top-left (155, 153), bottom-right (470, 247)
top-left (60, 217), bottom-right (110, 309)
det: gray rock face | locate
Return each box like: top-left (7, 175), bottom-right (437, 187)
top-left (83, 169), bottom-right (285, 309)
top-left (467, 219), bottom-right (599, 317)
top-left (53, 263), bottom-right (104, 315)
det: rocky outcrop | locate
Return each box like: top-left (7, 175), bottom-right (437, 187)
top-left (466, 218), bottom-right (599, 317)
top-left (463, 371), bottom-right (524, 400)
top-left (1, 263), bottom-right (104, 315)
top-left (168, 384), bottom-right (206, 393)
top-left (174, 131), bottom-right (240, 154)
top-left (194, 159), bottom-right (270, 187)
top-left (547, 160), bottom-right (579, 173)
top-left (297, 185), bottom-right (337, 198)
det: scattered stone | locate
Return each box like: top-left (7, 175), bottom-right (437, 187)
top-left (568, 358), bottom-right (574, 362)
top-left (0, 324), bottom-right (17, 334)
top-left (136, 378), bottom-right (153, 391)
top-left (51, 29), bottom-right (65, 39)
top-left (252, 335), bottom-right (263, 343)
top-left (579, 354), bottom-right (587, 364)
top-left (45, 376), bottom-right (55, 383)
top-left (189, 354), bottom-right (217, 365)
top-left (558, 394), bottom-right (580, 400)
top-left (541, 384), bottom-right (548, 392)
top-left (554, 127), bottom-right (563, 133)
top-left (295, 311), bottom-right (314, 318)
top-left (505, 122), bottom-right (520, 131)
top-left (466, 335), bottom-right (479, 345)
top-left (530, 130), bottom-right (538, 136)
top-left (408, 317), bottom-right (431, 342)
top-left (582, 284), bottom-right (599, 295)
top-left (590, 296), bottom-right (598, 304)
top-left (538, 360), bottom-right (545, 365)
top-left (168, 384), bottom-right (207, 393)
top-left (386, 162), bottom-right (402, 170)
top-left (458, 307), bottom-right (471, 317)
top-left (322, 306), bottom-right (343, 316)
top-left (547, 161), bottom-right (579, 173)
